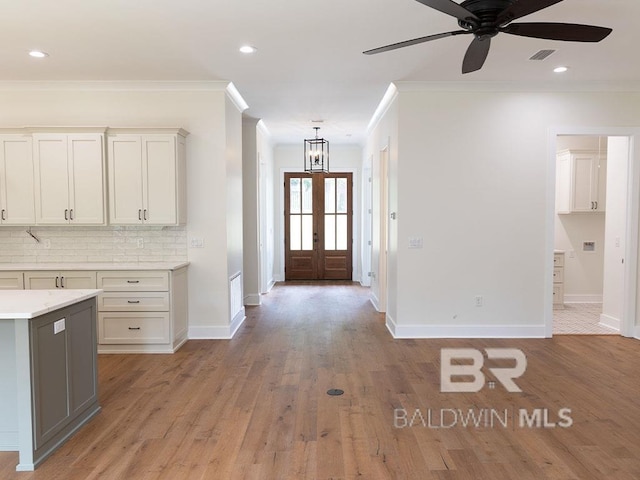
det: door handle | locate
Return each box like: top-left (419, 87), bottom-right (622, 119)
top-left (594, 201), bottom-right (598, 210)
top-left (143, 209), bottom-right (148, 220)
top-left (70, 209), bottom-right (74, 220)
top-left (138, 209), bottom-right (142, 220)
top-left (1, 209), bottom-right (5, 221)
top-left (60, 276), bottom-right (65, 288)
top-left (127, 300), bottom-right (141, 304)
top-left (55, 276), bottom-right (59, 288)
top-left (64, 209), bottom-right (69, 220)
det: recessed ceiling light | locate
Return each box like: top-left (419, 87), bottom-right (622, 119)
top-left (239, 45), bottom-right (257, 54)
top-left (28, 50), bottom-right (49, 58)
top-left (554, 66), bottom-right (569, 73)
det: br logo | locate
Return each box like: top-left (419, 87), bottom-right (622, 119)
top-left (440, 348), bottom-right (527, 393)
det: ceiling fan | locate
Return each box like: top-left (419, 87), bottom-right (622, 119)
top-left (363, 0), bottom-right (613, 73)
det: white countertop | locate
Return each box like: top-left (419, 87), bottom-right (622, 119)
top-left (0, 289), bottom-right (102, 319)
top-left (0, 262), bottom-right (189, 271)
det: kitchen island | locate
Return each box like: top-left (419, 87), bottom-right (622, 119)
top-left (0, 289), bottom-right (101, 471)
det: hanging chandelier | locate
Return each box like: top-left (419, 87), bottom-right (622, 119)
top-left (304, 127), bottom-right (329, 174)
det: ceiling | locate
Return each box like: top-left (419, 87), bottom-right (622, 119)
top-left (1, 0), bottom-right (639, 144)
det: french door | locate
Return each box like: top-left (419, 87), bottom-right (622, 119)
top-left (284, 172), bottom-right (353, 280)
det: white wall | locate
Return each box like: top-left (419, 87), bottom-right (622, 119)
top-left (272, 143), bottom-right (363, 281)
top-left (0, 82), bottom-right (242, 337)
top-left (366, 86), bottom-right (399, 318)
top-left (368, 84), bottom-right (640, 338)
top-left (257, 123), bottom-right (275, 293)
top-left (601, 136), bottom-right (630, 330)
top-left (242, 117), bottom-right (275, 302)
top-left (242, 117), bottom-right (261, 305)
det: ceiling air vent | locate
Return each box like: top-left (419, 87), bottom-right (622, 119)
top-left (530, 49), bottom-right (556, 61)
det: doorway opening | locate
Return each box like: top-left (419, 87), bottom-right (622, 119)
top-left (284, 172), bottom-right (353, 280)
top-left (551, 134), bottom-right (635, 336)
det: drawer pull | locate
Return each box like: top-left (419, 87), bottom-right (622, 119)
top-left (127, 300), bottom-right (141, 304)
top-left (128, 327), bottom-right (141, 330)
top-left (127, 280), bottom-right (140, 284)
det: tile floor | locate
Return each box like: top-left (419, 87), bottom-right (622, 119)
top-left (553, 303), bottom-right (619, 335)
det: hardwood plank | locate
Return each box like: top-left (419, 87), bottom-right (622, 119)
top-left (2, 282), bottom-right (640, 479)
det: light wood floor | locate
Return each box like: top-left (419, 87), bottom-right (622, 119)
top-left (2, 282), bottom-right (640, 479)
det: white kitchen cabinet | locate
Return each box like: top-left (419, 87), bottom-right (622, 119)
top-left (33, 133), bottom-right (106, 225)
top-left (96, 267), bottom-right (188, 354)
top-left (0, 135), bottom-right (35, 225)
top-left (108, 129), bottom-right (188, 226)
top-left (24, 271), bottom-right (97, 290)
top-left (0, 271), bottom-right (24, 289)
top-left (556, 150), bottom-right (607, 214)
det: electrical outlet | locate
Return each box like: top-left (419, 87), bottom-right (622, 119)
top-left (475, 295), bottom-right (484, 307)
top-left (137, 238), bottom-right (144, 249)
top-left (54, 318), bottom-right (66, 334)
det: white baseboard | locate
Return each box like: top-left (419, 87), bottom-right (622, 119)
top-left (634, 325), bottom-right (640, 340)
top-left (188, 308), bottom-right (246, 340)
top-left (273, 273), bottom-right (284, 282)
top-left (262, 280), bottom-right (276, 293)
top-left (599, 313), bottom-right (621, 331)
top-left (564, 294), bottom-right (603, 303)
top-left (386, 318), bottom-right (546, 339)
top-left (244, 293), bottom-right (261, 306)
top-left (369, 292), bottom-right (380, 312)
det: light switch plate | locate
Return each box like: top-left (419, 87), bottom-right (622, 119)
top-left (190, 237), bottom-right (204, 248)
top-left (408, 237), bottom-right (423, 249)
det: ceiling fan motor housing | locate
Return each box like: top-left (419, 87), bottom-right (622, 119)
top-left (459, 0), bottom-right (515, 38)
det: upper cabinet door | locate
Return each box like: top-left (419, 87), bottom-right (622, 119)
top-left (108, 136), bottom-right (144, 225)
top-left (68, 134), bottom-right (105, 224)
top-left (0, 135), bottom-right (35, 225)
top-left (34, 133), bottom-right (106, 225)
top-left (143, 135), bottom-right (177, 225)
top-left (33, 135), bottom-right (70, 225)
top-left (108, 130), bottom-right (187, 226)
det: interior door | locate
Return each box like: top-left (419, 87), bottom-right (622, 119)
top-left (284, 172), bottom-right (352, 280)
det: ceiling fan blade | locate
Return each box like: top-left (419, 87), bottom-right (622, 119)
top-left (462, 37), bottom-right (491, 74)
top-left (363, 30), bottom-right (469, 55)
top-left (497, 0), bottom-right (564, 26)
top-left (414, 0), bottom-right (479, 22)
top-left (502, 22), bottom-right (613, 42)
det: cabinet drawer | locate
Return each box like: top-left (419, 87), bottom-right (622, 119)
top-left (98, 313), bottom-right (170, 344)
top-left (0, 272), bottom-right (24, 289)
top-left (553, 267), bottom-right (564, 283)
top-left (553, 254), bottom-right (564, 267)
top-left (98, 292), bottom-right (169, 312)
top-left (97, 271), bottom-right (169, 292)
top-left (552, 284), bottom-right (564, 304)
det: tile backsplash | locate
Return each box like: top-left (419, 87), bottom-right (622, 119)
top-left (0, 226), bottom-right (187, 263)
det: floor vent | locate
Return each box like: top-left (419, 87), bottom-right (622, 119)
top-left (530, 49), bottom-right (556, 61)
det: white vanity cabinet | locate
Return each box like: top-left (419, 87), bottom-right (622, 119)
top-left (556, 149), bottom-right (607, 213)
top-left (0, 135), bottom-right (35, 225)
top-left (107, 129), bottom-right (188, 226)
top-left (33, 132), bottom-right (106, 225)
top-left (96, 266), bottom-right (188, 354)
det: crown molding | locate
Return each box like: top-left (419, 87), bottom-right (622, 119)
top-left (394, 80), bottom-right (640, 93)
top-left (225, 82), bottom-right (249, 112)
top-left (367, 83), bottom-right (398, 135)
top-left (0, 80), bottom-right (231, 92)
